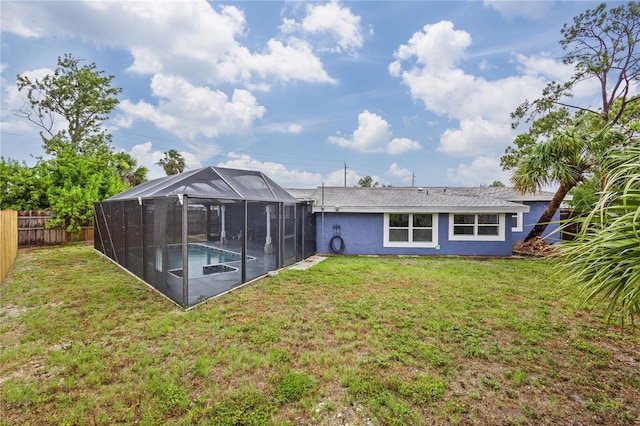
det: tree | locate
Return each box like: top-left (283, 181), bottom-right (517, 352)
top-left (558, 137), bottom-right (640, 323)
top-left (15, 54), bottom-right (126, 235)
top-left (510, 115), bottom-right (622, 241)
top-left (489, 181), bottom-right (505, 187)
top-left (511, 2), bottom-right (640, 127)
top-left (567, 174), bottom-right (600, 212)
top-left (17, 53), bottom-right (121, 157)
top-left (357, 176), bottom-right (379, 188)
top-left (503, 2), bottom-right (640, 241)
top-left (157, 149), bottom-right (186, 175)
top-left (114, 152), bottom-right (148, 186)
top-left (45, 142), bottom-right (126, 234)
top-left (0, 158), bottom-right (49, 210)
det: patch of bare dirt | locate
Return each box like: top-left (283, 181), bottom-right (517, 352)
top-left (512, 237), bottom-right (557, 257)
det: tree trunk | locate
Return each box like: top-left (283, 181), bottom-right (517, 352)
top-left (524, 182), bottom-right (573, 242)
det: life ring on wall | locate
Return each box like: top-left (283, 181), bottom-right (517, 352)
top-left (329, 235), bottom-right (345, 254)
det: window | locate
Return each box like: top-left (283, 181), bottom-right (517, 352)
top-left (449, 213), bottom-right (505, 241)
top-left (384, 213), bottom-right (438, 247)
top-left (511, 212), bottom-right (523, 232)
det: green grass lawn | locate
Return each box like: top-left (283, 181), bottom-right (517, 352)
top-left (1, 245), bottom-right (638, 425)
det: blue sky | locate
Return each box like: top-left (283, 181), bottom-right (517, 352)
top-left (0, 1), bottom-right (618, 188)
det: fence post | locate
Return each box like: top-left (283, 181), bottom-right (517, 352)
top-left (1, 210), bottom-right (18, 282)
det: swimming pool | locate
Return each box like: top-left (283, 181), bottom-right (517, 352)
top-left (167, 244), bottom-right (254, 277)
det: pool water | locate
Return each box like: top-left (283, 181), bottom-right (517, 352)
top-left (168, 245), bottom-right (243, 277)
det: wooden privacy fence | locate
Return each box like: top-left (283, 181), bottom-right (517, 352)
top-left (1, 210), bottom-right (18, 282)
top-left (18, 211), bottom-right (93, 247)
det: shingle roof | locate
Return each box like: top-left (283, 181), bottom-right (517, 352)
top-left (287, 186), bottom-right (538, 213)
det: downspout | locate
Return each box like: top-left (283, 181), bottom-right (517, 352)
top-left (278, 202), bottom-right (284, 268)
top-left (220, 204), bottom-right (227, 245)
top-left (264, 204), bottom-right (273, 254)
top-left (321, 183), bottom-right (325, 255)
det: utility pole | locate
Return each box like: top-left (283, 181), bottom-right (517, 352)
top-left (344, 162), bottom-right (347, 187)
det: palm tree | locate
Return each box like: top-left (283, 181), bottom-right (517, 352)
top-left (157, 149), bottom-right (186, 176)
top-left (510, 119), bottom-right (613, 241)
top-left (557, 139), bottom-right (640, 322)
top-left (113, 152), bottom-right (148, 187)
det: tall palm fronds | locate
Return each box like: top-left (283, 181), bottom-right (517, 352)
top-left (158, 149), bottom-right (186, 176)
top-left (558, 141), bottom-right (640, 323)
top-left (510, 119), bottom-right (612, 241)
top-left (113, 152), bottom-right (148, 186)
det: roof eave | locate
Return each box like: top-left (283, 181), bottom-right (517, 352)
top-left (312, 205), bottom-right (530, 214)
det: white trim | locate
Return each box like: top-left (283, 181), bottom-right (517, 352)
top-left (511, 211), bottom-right (523, 232)
top-left (448, 213), bottom-right (505, 241)
top-left (383, 213), bottom-right (439, 248)
top-left (313, 205), bottom-right (530, 214)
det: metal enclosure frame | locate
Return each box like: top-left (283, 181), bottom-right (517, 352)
top-left (94, 167), bottom-right (315, 307)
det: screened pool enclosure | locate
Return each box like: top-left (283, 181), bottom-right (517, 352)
top-left (94, 167), bottom-right (315, 307)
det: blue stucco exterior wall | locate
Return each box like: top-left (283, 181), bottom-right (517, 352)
top-left (513, 201), bottom-right (563, 243)
top-left (315, 212), bottom-right (515, 257)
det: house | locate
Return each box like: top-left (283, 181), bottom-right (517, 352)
top-left (286, 186), bottom-right (562, 257)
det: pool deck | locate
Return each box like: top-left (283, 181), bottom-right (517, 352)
top-left (141, 240), bottom-right (324, 307)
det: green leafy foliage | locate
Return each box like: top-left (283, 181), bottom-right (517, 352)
top-left (512, 2), bottom-right (640, 126)
top-left (504, 2), bottom-right (640, 241)
top-left (157, 149), bottom-right (186, 176)
top-left (16, 53), bottom-right (121, 154)
top-left (357, 175), bottom-right (379, 187)
top-left (208, 388), bottom-right (274, 425)
top-left (0, 158), bottom-right (49, 210)
top-left (4, 54), bottom-right (134, 235)
top-left (44, 145), bottom-right (128, 233)
top-left (567, 175), bottom-right (600, 212)
top-left (509, 117), bottom-right (618, 241)
top-left (113, 151), bottom-right (148, 186)
top-left (274, 371), bottom-right (317, 404)
top-left (558, 141), bottom-right (640, 322)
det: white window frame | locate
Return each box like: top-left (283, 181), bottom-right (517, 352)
top-left (448, 213), bottom-right (505, 241)
top-left (384, 213), bottom-right (438, 248)
top-left (511, 211), bottom-right (523, 232)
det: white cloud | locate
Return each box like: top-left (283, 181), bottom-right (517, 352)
top-left (390, 22), bottom-right (546, 122)
top-left (300, 0), bottom-right (363, 55)
top-left (389, 20), bottom-right (580, 158)
top-left (391, 21), bottom-right (471, 72)
top-left (328, 110), bottom-right (421, 154)
top-left (217, 152), bottom-right (322, 188)
top-left (280, 0), bottom-right (364, 56)
top-left (514, 52), bottom-right (573, 80)
top-left (388, 163), bottom-right (413, 182)
top-left (446, 156), bottom-right (511, 187)
top-left (118, 74), bottom-right (266, 139)
top-left (264, 123), bottom-right (304, 134)
top-left (217, 152), bottom-right (378, 188)
top-left (478, 59), bottom-right (495, 71)
top-left (239, 38), bottom-right (336, 85)
top-left (324, 168), bottom-right (372, 187)
top-left (438, 118), bottom-right (513, 157)
top-left (1, 1), bottom-right (336, 87)
top-left (483, 1), bottom-right (553, 20)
